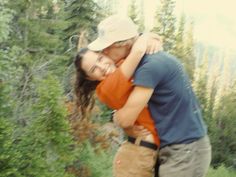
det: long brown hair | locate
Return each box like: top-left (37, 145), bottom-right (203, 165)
top-left (74, 48), bottom-right (99, 118)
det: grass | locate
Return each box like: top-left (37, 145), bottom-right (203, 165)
top-left (206, 165), bottom-right (236, 177)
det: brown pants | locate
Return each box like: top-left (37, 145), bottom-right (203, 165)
top-left (113, 141), bottom-right (158, 177)
top-left (158, 135), bottom-right (212, 177)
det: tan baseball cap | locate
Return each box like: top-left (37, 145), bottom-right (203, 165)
top-left (88, 15), bottom-right (139, 51)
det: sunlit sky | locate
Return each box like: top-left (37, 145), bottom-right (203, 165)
top-left (116, 0), bottom-right (236, 50)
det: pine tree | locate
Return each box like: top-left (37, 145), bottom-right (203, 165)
top-left (128, 0), bottom-right (145, 32)
top-left (212, 55), bottom-right (232, 119)
top-left (64, 0), bottom-right (103, 44)
top-left (196, 51), bottom-right (236, 168)
top-left (78, 142), bottom-right (113, 177)
top-left (172, 14), bottom-right (185, 59)
top-left (204, 59), bottom-right (220, 128)
top-left (184, 21), bottom-right (196, 80)
top-left (0, 0), bottom-right (15, 81)
top-left (0, 0), bottom-right (14, 43)
top-left (4, 0), bottom-right (70, 126)
top-left (138, 0), bottom-right (145, 32)
top-left (128, 0), bottom-right (138, 24)
top-left (211, 80), bottom-right (236, 167)
top-left (1, 1), bottom-right (132, 176)
top-left (192, 49), bottom-right (209, 113)
top-left (153, 0), bottom-right (176, 52)
top-left (0, 2), bottom-right (22, 175)
top-left (0, 81), bottom-right (21, 177)
top-left (94, 0), bottom-right (117, 16)
top-left (208, 55), bottom-right (236, 167)
top-left (16, 75), bottom-right (78, 177)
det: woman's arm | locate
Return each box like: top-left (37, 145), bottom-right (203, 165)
top-left (120, 33), bottom-right (162, 80)
top-left (145, 32), bottom-right (163, 54)
top-left (120, 34), bottom-right (147, 79)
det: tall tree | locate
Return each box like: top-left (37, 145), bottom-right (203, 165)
top-left (64, 0), bottom-right (103, 44)
top-left (211, 80), bottom-right (236, 167)
top-left (1, 0), bottom-right (117, 176)
top-left (138, 0), bottom-right (145, 32)
top-left (4, 0), bottom-right (70, 125)
top-left (94, 0), bottom-right (118, 16)
top-left (184, 21), bottom-right (196, 80)
top-left (16, 75), bottom-right (78, 177)
top-left (0, 0), bottom-right (14, 81)
top-left (204, 59), bottom-right (220, 125)
top-left (0, 0), bottom-right (14, 43)
top-left (128, 0), bottom-right (138, 23)
top-left (212, 55), bottom-right (232, 119)
top-left (194, 50), bottom-right (236, 168)
top-left (153, 0), bottom-right (176, 52)
top-left (128, 0), bottom-right (145, 32)
top-left (1, 1), bottom-right (81, 176)
top-left (0, 2), bottom-right (22, 175)
top-left (193, 49), bottom-right (209, 113)
top-left (172, 14), bottom-right (185, 60)
top-left (0, 80), bottom-right (20, 177)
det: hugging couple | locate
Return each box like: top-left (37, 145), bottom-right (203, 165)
top-left (74, 15), bottom-right (211, 177)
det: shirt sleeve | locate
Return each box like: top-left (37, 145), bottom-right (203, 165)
top-left (133, 57), bottom-right (167, 88)
top-left (96, 68), bottom-right (133, 109)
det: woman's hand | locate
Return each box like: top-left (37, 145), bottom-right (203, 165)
top-left (123, 125), bottom-right (151, 138)
top-left (131, 34), bottom-right (148, 55)
top-left (145, 32), bottom-right (163, 54)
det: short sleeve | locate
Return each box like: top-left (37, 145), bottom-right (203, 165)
top-left (133, 57), bottom-right (167, 88)
top-left (96, 68), bottom-right (133, 109)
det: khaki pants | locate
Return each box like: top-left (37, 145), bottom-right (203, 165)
top-left (113, 141), bottom-right (158, 177)
top-left (158, 135), bottom-right (212, 177)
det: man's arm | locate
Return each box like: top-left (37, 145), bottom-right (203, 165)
top-left (113, 86), bottom-right (154, 128)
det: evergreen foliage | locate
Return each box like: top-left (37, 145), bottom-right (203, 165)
top-left (193, 50), bottom-right (209, 112)
top-left (210, 82), bottom-right (236, 167)
top-left (153, 1), bottom-right (195, 78)
top-left (172, 14), bottom-right (185, 59)
top-left (16, 75), bottom-right (78, 177)
top-left (0, 0), bottom-right (236, 176)
top-left (64, 0), bottom-right (103, 43)
top-left (172, 15), bottom-right (195, 80)
top-left (0, 2), bottom-right (21, 175)
top-left (153, 0), bottom-right (176, 52)
top-left (0, 81), bottom-right (20, 177)
top-left (94, 0), bottom-right (118, 16)
top-left (0, 0), bottom-right (14, 43)
top-left (78, 142), bottom-right (113, 177)
top-left (193, 50), bottom-right (236, 168)
top-left (128, 0), bottom-right (145, 32)
top-left (207, 165), bottom-right (236, 177)
top-left (128, 0), bottom-right (138, 24)
top-left (183, 22), bottom-right (195, 80)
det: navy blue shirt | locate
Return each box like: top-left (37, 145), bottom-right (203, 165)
top-left (134, 51), bottom-right (207, 148)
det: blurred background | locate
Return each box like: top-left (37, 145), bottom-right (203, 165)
top-left (0, 0), bottom-right (235, 176)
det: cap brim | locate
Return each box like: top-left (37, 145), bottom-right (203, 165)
top-left (88, 38), bottom-right (114, 51)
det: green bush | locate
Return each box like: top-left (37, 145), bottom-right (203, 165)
top-left (206, 165), bottom-right (236, 177)
top-left (15, 75), bottom-right (78, 177)
top-left (78, 142), bottom-right (114, 177)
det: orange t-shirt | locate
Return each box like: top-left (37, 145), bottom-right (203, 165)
top-left (96, 67), bottom-right (160, 146)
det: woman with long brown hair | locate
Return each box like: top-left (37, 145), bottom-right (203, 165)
top-left (74, 34), bottom-right (161, 177)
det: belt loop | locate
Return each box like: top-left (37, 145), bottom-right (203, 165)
top-left (135, 136), bottom-right (142, 146)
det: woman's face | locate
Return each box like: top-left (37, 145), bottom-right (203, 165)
top-left (81, 50), bottom-right (117, 81)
